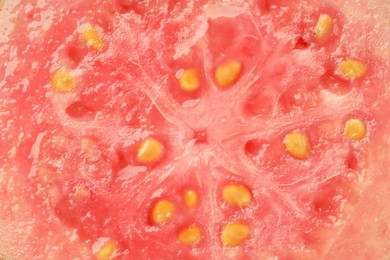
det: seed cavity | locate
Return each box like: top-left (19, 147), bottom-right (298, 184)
top-left (222, 184), bottom-right (252, 207)
top-left (66, 101), bottom-right (96, 121)
top-left (82, 25), bottom-right (104, 52)
top-left (283, 132), bottom-right (310, 159)
top-left (214, 60), bottom-right (242, 88)
top-left (137, 137), bottom-right (163, 163)
top-left (339, 59), bottom-right (367, 79)
top-left (178, 226), bottom-right (202, 246)
top-left (95, 241), bottom-right (117, 260)
top-left (151, 199), bottom-right (175, 225)
top-left (178, 68), bottom-right (200, 92)
top-left (245, 139), bottom-right (264, 157)
top-left (51, 70), bottom-right (75, 92)
top-left (315, 14), bottom-right (333, 40)
top-left (183, 189), bottom-right (198, 208)
top-left (344, 118), bottom-right (366, 141)
top-left (293, 37), bottom-right (309, 49)
top-left (221, 222), bottom-right (250, 247)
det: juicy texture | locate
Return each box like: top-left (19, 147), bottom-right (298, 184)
top-left (0, 0), bottom-right (389, 259)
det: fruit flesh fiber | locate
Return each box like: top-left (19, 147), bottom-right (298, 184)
top-left (0, 0), bottom-right (390, 259)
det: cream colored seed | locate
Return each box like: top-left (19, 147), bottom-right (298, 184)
top-left (51, 70), bottom-right (75, 92)
top-left (339, 59), bottom-right (367, 79)
top-left (345, 118), bottom-right (366, 141)
top-left (178, 226), bottom-right (202, 246)
top-left (152, 199), bottom-right (175, 225)
top-left (37, 164), bottom-right (56, 183)
top-left (179, 69), bottom-right (200, 92)
top-left (221, 222), bottom-right (250, 247)
top-left (80, 138), bottom-right (101, 163)
top-left (95, 241), bottom-right (117, 260)
top-left (72, 185), bottom-right (91, 200)
top-left (215, 60), bottom-right (242, 88)
top-left (315, 14), bottom-right (333, 40)
top-left (222, 184), bottom-right (252, 207)
top-left (137, 137), bottom-right (163, 163)
top-left (283, 132), bottom-right (310, 159)
top-left (82, 27), bottom-right (104, 52)
top-left (183, 189), bottom-right (198, 208)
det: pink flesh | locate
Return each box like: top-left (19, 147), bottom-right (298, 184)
top-left (0, 0), bottom-right (390, 259)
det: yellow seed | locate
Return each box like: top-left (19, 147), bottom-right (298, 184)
top-left (315, 14), bottom-right (333, 40)
top-left (283, 132), bottom-right (310, 159)
top-left (222, 184), bottom-right (252, 207)
top-left (178, 226), bottom-right (202, 245)
top-left (215, 60), bottom-right (242, 88)
top-left (82, 27), bottom-right (104, 52)
top-left (183, 189), bottom-right (198, 208)
top-left (221, 222), bottom-right (250, 247)
top-left (345, 118), bottom-right (366, 141)
top-left (51, 70), bottom-right (75, 92)
top-left (179, 69), bottom-right (200, 92)
top-left (152, 199), bottom-right (175, 224)
top-left (339, 59), bottom-right (367, 79)
top-left (137, 137), bottom-right (163, 163)
top-left (95, 241), bottom-right (117, 260)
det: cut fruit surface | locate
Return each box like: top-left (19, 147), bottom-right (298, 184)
top-left (0, 0), bottom-right (390, 259)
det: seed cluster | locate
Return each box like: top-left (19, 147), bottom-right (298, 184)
top-left (147, 182), bottom-right (252, 248)
top-left (46, 10), bottom-right (369, 259)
